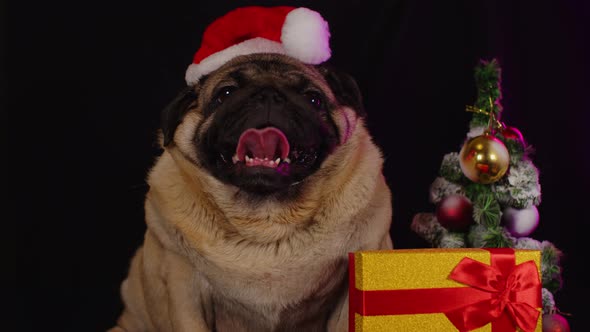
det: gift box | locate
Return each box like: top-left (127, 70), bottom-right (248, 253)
top-left (348, 248), bottom-right (542, 332)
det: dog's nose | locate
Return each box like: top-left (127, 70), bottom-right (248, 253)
top-left (253, 87), bottom-right (285, 105)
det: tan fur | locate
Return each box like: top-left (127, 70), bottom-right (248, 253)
top-left (110, 54), bottom-right (393, 332)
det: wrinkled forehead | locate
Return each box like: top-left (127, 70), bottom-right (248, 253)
top-left (200, 54), bottom-right (332, 96)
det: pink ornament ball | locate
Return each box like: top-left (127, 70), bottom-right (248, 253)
top-left (502, 206), bottom-right (540, 237)
top-left (501, 125), bottom-right (526, 145)
top-left (542, 313), bottom-right (570, 332)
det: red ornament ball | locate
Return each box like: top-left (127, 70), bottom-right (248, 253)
top-left (542, 313), bottom-right (570, 332)
top-left (436, 195), bottom-right (474, 232)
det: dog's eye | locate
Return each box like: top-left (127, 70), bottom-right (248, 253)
top-left (305, 91), bottom-right (323, 109)
top-left (214, 86), bottom-right (237, 104)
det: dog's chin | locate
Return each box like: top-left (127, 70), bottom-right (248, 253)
top-left (227, 166), bottom-right (302, 195)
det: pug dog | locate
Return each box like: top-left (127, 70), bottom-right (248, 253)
top-left (109, 51), bottom-right (393, 332)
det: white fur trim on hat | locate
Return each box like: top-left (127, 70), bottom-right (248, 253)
top-left (281, 8), bottom-right (331, 64)
top-left (185, 38), bottom-right (286, 85)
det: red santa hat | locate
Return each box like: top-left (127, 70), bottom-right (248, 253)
top-left (185, 6), bottom-right (331, 85)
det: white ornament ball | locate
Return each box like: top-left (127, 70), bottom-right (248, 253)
top-left (502, 206), bottom-right (540, 237)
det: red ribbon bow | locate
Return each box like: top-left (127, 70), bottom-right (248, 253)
top-left (447, 248), bottom-right (542, 332)
top-left (349, 248), bottom-right (542, 332)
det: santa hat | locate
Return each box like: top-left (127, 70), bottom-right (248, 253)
top-left (185, 6), bottom-right (331, 85)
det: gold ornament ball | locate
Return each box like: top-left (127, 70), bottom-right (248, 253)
top-left (459, 134), bottom-right (510, 184)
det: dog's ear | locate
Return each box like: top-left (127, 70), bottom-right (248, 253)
top-left (161, 85), bottom-right (199, 146)
top-left (319, 65), bottom-right (366, 118)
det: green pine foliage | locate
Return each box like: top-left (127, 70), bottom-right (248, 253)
top-left (439, 152), bottom-right (464, 183)
top-left (541, 243), bottom-right (564, 293)
top-left (470, 59), bottom-right (502, 129)
top-left (480, 225), bottom-right (515, 248)
top-left (411, 58), bottom-right (565, 314)
top-left (464, 182), bottom-right (492, 202)
top-left (473, 194), bottom-right (501, 227)
top-left (499, 134), bottom-right (526, 161)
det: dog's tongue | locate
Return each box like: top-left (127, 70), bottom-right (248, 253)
top-left (236, 127), bottom-right (290, 161)
top-left (236, 127), bottom-right (289, 160)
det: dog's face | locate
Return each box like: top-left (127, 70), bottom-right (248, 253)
top-left (162, 53), bottom-right (365, 196)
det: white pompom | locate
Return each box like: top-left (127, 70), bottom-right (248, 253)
top-left (281, 8), bottom-right (331, 64)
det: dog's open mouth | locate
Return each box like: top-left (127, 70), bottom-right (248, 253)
top-left (227, 127), bottom-right (318, 170)
top-left (207, 122), bottom-right (331, 194)
top-left (231, 127), bottom-right (290, 168)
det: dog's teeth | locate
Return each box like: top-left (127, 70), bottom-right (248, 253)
top-left (232, 155), bottom-right (239, 164)
top-left (275, 158), bottom-right (280, 164)
top-left (284, 158), bottom-right (291, 164)
top-left (245, 155), bottom-right (251, 163)
top-left (269, 160), bottom-right (275, 165)
top-left (264, 157), bottom-right (268, 161)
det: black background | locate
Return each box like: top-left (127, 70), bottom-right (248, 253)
top-left (6, 0), bottom-right (589, 331)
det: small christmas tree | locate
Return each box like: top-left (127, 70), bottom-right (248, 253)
top-left (411, 58), bottom-right (569, 330)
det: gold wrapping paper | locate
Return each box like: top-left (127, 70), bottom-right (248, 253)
top-left (349, 248), bottom-right (542, 331)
